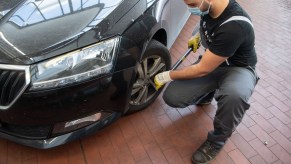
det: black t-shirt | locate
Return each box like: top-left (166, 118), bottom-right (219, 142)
top-left (200, 0), bottom-right (257, 67)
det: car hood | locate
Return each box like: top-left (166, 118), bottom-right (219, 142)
top-left (0, 0), bottom-right (151, 65)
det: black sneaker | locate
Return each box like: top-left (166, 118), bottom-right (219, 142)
top-left (191, 141), bottom-right (223, 164)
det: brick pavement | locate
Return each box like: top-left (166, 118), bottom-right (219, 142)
top-left (0, 0), bottom-right (290, 163)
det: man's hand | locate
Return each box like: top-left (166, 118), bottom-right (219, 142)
top-left (188, 33), bottom-right (201, 53)
top-left (154, 71), bottom-right (173, 90)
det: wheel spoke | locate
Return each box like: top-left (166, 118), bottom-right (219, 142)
top-left (148, 57), bottom-right (162, 73)
top-left (149, 63), bottom-right (165, 77)
top-left (135, 86), bottom-right (148, 104)
top-left (131, 87), bottom-right (141, 96)
top-left (149, 63), bottom-right (165, 78)
top-left (132, 81), bottom-right (143, 89)
top-left (142, 59), bottom-right (148, 77)
top-left (141, 86), bottom-right (148, 103)
top-left (149, 79), bottom-right (157, 90)
top-left (131, 82), bottom-right (143, 95)
top-left (137, 63), bottom-right (145, 80)
top-left (147, 57), bottom-right (166, 78)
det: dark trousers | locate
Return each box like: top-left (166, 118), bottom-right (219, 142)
top-left (163, 66), bottom-right (259, 143)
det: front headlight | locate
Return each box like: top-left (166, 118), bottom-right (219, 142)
top-left (30, 37), bottom-right (119, 91)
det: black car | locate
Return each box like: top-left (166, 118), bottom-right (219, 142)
top-left (0, 0), bottom-right (189, 148)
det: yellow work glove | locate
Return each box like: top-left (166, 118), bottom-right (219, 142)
top-left (188, 33), bottom-right (201, 53)
top-left (154, 71), bottom-right (173, 90)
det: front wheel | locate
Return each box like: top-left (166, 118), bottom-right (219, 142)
top-left (127, 40), bottom-right (171, 114)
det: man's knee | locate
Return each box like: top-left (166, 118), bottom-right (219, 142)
top-left (162, 90), bottom-right (188, 108)
top-left (217, 91), bottom-right (251, 111)
top-left (163, 92), bottom-right (180, 108)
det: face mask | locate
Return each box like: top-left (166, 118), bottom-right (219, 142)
top-left (188, 0), bottom-right (211, 16)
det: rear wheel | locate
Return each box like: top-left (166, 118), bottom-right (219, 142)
top-left (127, 40), bottom-right (171, 114)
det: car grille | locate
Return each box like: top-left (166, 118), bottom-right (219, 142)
top-left (0, 66), bottom-right (30, 109)
top-left (0, 123), bottom-right (52, 139)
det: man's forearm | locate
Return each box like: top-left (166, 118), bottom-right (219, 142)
top-left (169, 49), bottom-right (228, 80)
top-left (169, 64), bottom-right (208, 80)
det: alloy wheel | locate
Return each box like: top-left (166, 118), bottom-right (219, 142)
top-left (130, 55), bottom-right (166, 106)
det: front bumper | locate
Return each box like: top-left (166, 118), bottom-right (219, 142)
top-left (0, 112), bottom-right (121, 149)
top-left (0, 66), bottom-right (134, 148)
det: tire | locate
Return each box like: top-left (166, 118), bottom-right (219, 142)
top-left (127, 40), bottom-right (171, 114)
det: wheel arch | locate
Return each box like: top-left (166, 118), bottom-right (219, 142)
top-left (138, 26), bottom-right (169, 63)
top-left (152, 29), bottom-right (167, 47)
